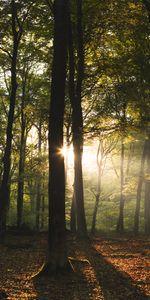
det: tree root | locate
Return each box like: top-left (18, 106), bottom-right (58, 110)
top-left (68, 256), bottom-right (90, 265)
top-left (31, 256), bottom-right (90, 279)
top-left (31, 259), bottom-right (74, 279)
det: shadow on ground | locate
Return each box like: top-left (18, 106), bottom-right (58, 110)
top-left (89, 244), bottom-right (149, 300)
top-left (32, 240), bottom-right (150, 300)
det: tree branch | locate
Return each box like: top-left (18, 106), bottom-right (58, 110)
top-left (17, 1), bottom-right (36, 42)
top-left (0, 47), bottom-right (12, 59)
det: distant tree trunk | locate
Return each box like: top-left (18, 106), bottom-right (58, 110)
top-left (36, 0), bottom-right (70, 275)
top-left (70, 189), bottom-right (77, 232)
top-left (36, 118), bottom-right (42, 231)
top-left (91, 141), bottom-right (102, 235)
top-left (134, 141), bottom-right (147, 234)
top-left (117, 140), bottom-right (125, 233)
top-left (126, 143), bottom-right (134, 178)
top-left (28, 179), bottom-right (35, 213)
top-left (68, 0), bottom-right (87, 237)
top-left (144, 136), bottom-right (150, 234)
top-left (41, 142), bottom-right (47, 230)
top-left (0, 0), bottom-right (22, 231)
top-left (17, 74), bottom-right (27, 228)
top-left (40, 191), bottom-right (45, 230)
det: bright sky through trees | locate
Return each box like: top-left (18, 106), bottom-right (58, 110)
top-left (61, 144), bottom-right (99, 168)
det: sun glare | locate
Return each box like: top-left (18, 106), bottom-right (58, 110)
top-left (60, 146), bottom-right (67, 157)
top-left (60, 145), bottom-right (97, 168)
top-left (60, 145), bottom-right (74, 165)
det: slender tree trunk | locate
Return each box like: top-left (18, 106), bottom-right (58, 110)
top-left (36, 183), bottom-right (41, 231)
top-left (145, 136), bottom-right (150, 234)
top-left (41, 191), bottom-right (45, 230)
top-left (117, 140), bottom-right (125, 233)
top-left (126, 143), bottom-right (134, 178)
top-left (91, 141), bottom-right (102, 235)
top-left (65, 121), bottom-right (71, 182)
top-left (0, 0), bottom-right (20, 231)
top-left (134, 141), bottom-right (147, 234)
top-left (36, 118), bottom-right (42, 231)
top-left (68, 0), bottom-right (87, 237)
top-left (68, 10), bottom-right (77, 233)
top-left (41, 142), bottom-right (47, 229)
top-left (75, 0), bottom-right (87, 237)
top-left (70, 189), bottom-right (77, 232)
top-left (17, 75), bottom-right (27, 228)
top-left (28, 179), bottom-right (35, 213)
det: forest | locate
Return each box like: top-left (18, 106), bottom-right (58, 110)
top-left (0, 0), bottom-right (150, 299)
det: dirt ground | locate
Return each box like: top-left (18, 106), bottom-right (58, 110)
top-left (0, 232), bottom-right (150, 300)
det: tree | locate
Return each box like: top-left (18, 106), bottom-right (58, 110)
top-left (0, 0), bottom-right (23, 231)
top-left (91, 135), bottom-right (116, 235)
top-left (68, 0), bottom-right (87, 237)
top-left (17, 66), bottom-right (28, 228)
top-left (37, 0), bottom-right (71, 274)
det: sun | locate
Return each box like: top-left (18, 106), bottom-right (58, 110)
top-left (60, 144), bottom-right (97, 168)
top-left (60, 145), bottom-right (74, 165)
top-left (60, 145), bottom-right (67, 157)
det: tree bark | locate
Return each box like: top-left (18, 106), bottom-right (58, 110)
top-left (38, 0), bottom-right (70, 274)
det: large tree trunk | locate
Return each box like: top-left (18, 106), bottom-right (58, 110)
top-left (36, 0), bottom-right (70, 275)
top-left (134, 141), bottom-right (147, 234)
top-left (145, 136), bottom-right (150, 234)
top-left (68, 0), bottom-right (87, 237)
top-left (48, 0), bottom-right (69, 272)
top-left (0, 0), bottom-right (20, 232)
top-left (117, 140), bottom-right (125, 233)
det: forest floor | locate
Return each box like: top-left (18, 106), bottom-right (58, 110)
top-left (0, 232), bottom-right (150, 300)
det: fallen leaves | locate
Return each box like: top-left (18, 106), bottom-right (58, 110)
top-left (0, 233), bottom-right (149, 299)
top-left (93, 237), bottom-right (150, 297)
